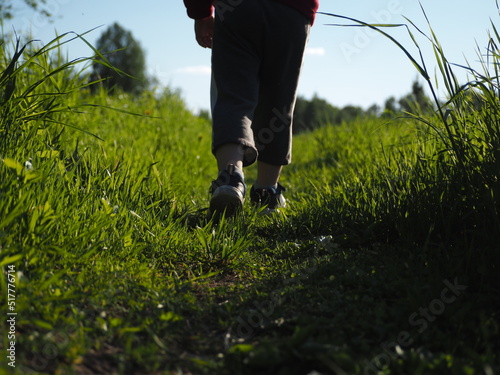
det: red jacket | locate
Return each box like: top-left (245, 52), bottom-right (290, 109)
top-left (183, 0), bottom-right (319, 24)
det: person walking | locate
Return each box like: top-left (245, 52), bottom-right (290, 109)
top-left (183, 0), bottom-right (319, 217)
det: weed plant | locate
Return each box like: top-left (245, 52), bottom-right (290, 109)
top-left (317, 8), bottom-right (500, 280)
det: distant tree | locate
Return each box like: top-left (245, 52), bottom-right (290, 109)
top-left (0, 0), bottom-right (51, 19)
top-left (292, 96), bottom-right (309, 133)
top-left (198, 109), bottom-right (211, 121)
top-left (293, 94), bottom-right (340, 133)
top-left (398, 80), bottom-right (432, 113)
top-left (379, 80), bottom-right (434, 118)
top-left (366, 104), bottom-right (381, 117)
top-left (338, 104), bottom-right (363, 123)
top-left (384, 96), bottom-right (397, 113)
top-left (93, 22), bottom-right (148, 94)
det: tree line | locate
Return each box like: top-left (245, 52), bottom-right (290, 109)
top-left (83, 21), bottom-right (434, 131)
top-left (4, 3), bottom-right (434, 130)
top-left (292, 79), bottom-right (432, 134)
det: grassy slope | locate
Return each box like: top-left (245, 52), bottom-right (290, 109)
top-left (1, 40), bottom-right (499, 375)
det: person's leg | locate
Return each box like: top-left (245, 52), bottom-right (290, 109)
top-left (215, 143), bottom-right (244, 172)
top-left (251, 2), bottom-right (310, 167)
top-left (249, 2), bottom-right (310, 210)
top-left (208, 0), bottom-right (263, 217)
top-left (251, 160), bottom-right (286, 210)
top-left (210, 0), bottom-right (262, 169)
top-left (256, 161), bottom-right (282, 188)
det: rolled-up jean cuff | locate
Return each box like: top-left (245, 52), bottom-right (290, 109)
top-left (212, 140), bottom-right (258, 167)
top-left (255, 155), bottom-right (290, 166)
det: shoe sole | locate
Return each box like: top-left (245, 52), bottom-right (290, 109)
top-left (209, 185), bottom-right (245, 218)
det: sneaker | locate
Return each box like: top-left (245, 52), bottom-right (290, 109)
top-left (250, 183), bottom-right (286, 212)
top-left (209, 164), bottom-right (246, 218)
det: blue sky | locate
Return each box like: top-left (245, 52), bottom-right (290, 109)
top-left (6, 0), bottom-right (499, 113)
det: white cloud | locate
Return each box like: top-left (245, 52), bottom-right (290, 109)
top-left (305, 47), bottom-right (326, 56)
top-left (175, 65), bottom-right (211, 75)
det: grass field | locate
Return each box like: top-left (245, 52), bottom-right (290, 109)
top-left (1, 22), bottom-right (500, 375)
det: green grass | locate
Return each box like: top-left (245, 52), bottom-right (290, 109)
top-left (0, 17), bottom-right (499, 375)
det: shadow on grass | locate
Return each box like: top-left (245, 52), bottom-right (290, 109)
top-left (217, 235), bottom-right (499, 375)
